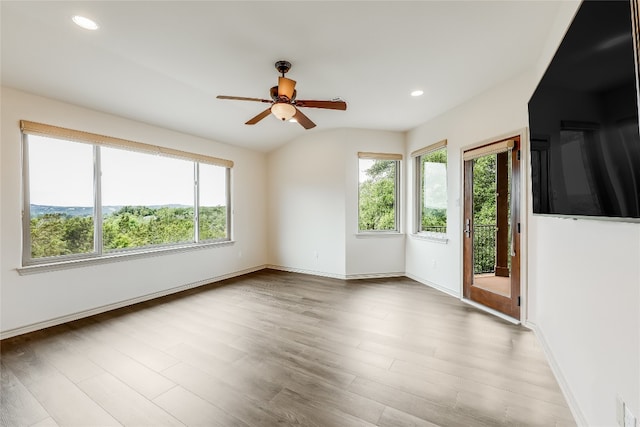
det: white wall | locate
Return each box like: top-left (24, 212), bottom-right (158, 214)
top-left (528, 1), bottom-right (640, 424)
top-left (404, 1), bottom-right (640, 424)
top-left (266, 128), bottom-right (405, 278)
top-left (0, 87), bottom-right (268, 336)
top-left (405, 71), bottom-right (534, 297)
top-left (3, 0), bottom-right (639, 423)
top-left (343, 129), bottom-right (406, 278)
top-left (531, 216), bottom-right (639, 426)
top-left (266, 130), bottom-right (347, 277)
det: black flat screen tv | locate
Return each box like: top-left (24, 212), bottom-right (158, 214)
top-left (528, 0), bottom-right (640, 220)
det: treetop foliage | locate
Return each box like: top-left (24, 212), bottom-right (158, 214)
top-left (30, 205), bottom-right (226, 259)
top-left (359, 160), bottom-right (397, 231)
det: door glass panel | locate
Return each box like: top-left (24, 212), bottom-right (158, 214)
top-left (472, 152), bottom-right (511, 298)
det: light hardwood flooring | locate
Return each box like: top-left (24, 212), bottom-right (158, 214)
top-left (1, 269), bottom-right (575, 426)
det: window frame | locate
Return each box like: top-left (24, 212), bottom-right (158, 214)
top-left (20, 120), bottom-right (233, 269)
top-left (412, 140), bottom-right (448, 237)
top-left (357, 152), bottom-right (402, 234)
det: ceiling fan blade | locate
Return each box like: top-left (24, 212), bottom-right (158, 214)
top-left (245, 108), bottom-right (273, 125)
top-left (217, 95), bottom-right (271, 103)
top-left (295, 100), bottom-right (347, 110)
top-left (278, 77), bottom-right (296, 99)
top-left (292, 108), bottom-right (316, 130)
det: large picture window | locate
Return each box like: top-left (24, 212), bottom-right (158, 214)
top-left (413, 140), bottom-right (448, 234)
top-left (358, 152), bottom-right (402, 232)
top-left (22, 121), bottom-right (232, 266)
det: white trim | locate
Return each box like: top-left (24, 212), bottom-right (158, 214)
top-left (461, 298), bottom-right (520, 325)
top-left (357, 157), bottom-right (401, 234)
top-left (405, 272), bottom-right (460, 298)
top-left (345, 272), bottom-right (405, 280)
top-left (17, 240), bottom-right (235, 275)
top-left (519, 127), bottom-right (530, 324)
top-left (355, 232), bottom-right (404, 239)
top-left (413, 146), bottom-right (448, 237)
top-left (532, 212), bottom-right (640, 224)
top-left (266, 264), bottom-right (347, 280)
top-left (0, 265), bottom-right (265, 340)
top-left (266, 264), bottom-right (405, 281)
top-left (409, 233), bottom-right (448, 244)
top-left (527, 321), bottom-right (588, 427)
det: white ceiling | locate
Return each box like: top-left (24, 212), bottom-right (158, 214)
top-left (1, 1), bottom-right (563, 152)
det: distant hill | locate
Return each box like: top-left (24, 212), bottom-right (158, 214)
top-left (30, 204), bottom-right (191, 217)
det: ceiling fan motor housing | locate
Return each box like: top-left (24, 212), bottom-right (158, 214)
top-left (275, 60), bottom-right (291, 75)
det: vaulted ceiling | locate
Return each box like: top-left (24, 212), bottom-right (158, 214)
top-left (1, 1), bottom-right (564, 152)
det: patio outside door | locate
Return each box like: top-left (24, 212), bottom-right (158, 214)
top-left (463, 136), bottom-right (521, 319)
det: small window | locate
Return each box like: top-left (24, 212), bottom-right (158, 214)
top-left (413, 141), bottom-right (448, 234)
top-left (358, 152), bottom-right (402, 232)
top-left (198, 163), bottom-right (230, 241)
top-left (21, 120), bottom-right (233, 266)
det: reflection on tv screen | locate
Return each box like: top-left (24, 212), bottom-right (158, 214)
top-left (528, 0), bottom-right (640, 220)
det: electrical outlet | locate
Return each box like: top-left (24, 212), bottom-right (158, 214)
top-left (625, 405), bottom-right (637, 427)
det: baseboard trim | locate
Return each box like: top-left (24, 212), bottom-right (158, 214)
top-left (405, 272), bottom-right (460, 298)
top-left (0, 265), bottom-right (266, 340)
top-left (266, 265), bottom-right (405, 281)
top-left (345, 271), bottom-right (405, 280)
top-left (265, 264), bottom-right (347, 280)
top-left (527, 321), bottom-right (587, 427)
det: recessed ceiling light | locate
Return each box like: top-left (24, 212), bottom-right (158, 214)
top-left (72, 15), bottom-right (99, 30)
top-left (411, 90), bottom-right (424, 97)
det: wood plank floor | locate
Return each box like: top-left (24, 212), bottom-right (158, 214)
top-left (0, 269), bottom-right (575, 427)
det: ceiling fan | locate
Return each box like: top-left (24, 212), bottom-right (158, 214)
top-left (217, 60), bottom-right (347, 130)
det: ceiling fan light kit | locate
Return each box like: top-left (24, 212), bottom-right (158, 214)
top-left (217, 60), bottom-right (347, 130)
top-left (271, 102), bottom-right (296, 121)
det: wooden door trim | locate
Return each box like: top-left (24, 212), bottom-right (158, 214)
top-left (461, 135), bottom-right (522, 320)
top-left (462, 160), bottom-right (474, 300)
top-left (509, 139), bottom-right (522, 319)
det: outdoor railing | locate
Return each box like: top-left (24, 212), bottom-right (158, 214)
top-left (421, 223), bottom-right (496, 274)
top-left (474, 224), bottom-right (496, 274)
top-left (421, 226), bottom-right (447, 233)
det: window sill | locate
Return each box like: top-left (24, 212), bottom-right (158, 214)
top-left (410, 233), bottom-right (448, 244)
top-left (355, 232), bottom-right (404, 239)
top-left (17, 240), bottom-right (235, 276)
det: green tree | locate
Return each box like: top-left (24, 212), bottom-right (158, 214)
top-left (30, 204), bottom-right (229, 258)
top-left (420, 149), bottom-right (447, 231)
top-left (199, 206), bottom-right (227, 240)
top-left (473, 155), bottom-right (497, 225)
top-left (471, 154), bottom-right (512, 274)
top-left (31, 213), bottom-right (93, 258)
top-left (359, 160), bottom-right (396, 231)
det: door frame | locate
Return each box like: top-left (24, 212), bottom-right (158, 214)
top-left (459, 129), bottom-right (529, 323)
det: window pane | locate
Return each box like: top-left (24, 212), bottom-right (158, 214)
top-left (358, 159), bottom-right (398, 231)
top-left (198, 164), bottom-right (228, 241)
top-left (27, 136), bottom-right (95, 258)
top-left (420, 148), bottom-right (447, 233)
top-left (101, 148), bottom-right (194, 250)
